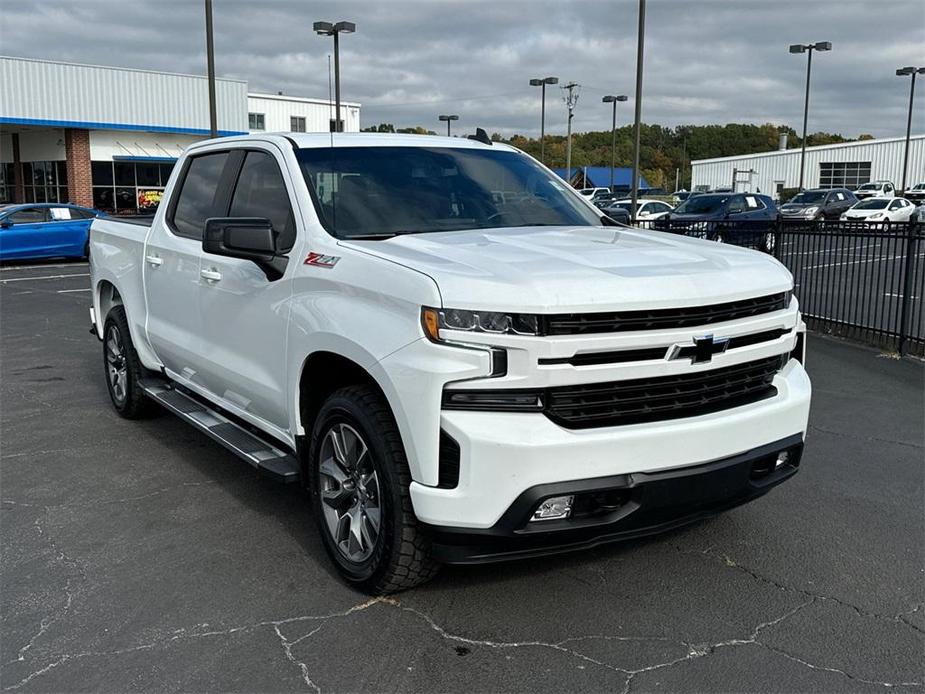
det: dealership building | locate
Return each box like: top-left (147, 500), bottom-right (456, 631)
top-left (691, 134), bottom-right (924, 197)
top-left (0, 56), bottom-right (360, 212)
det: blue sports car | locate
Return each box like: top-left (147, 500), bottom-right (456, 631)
top-left (0, 203), bottom-right (103, 261)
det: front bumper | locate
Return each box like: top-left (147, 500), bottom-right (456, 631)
top-left (410, 358), bottom-right (810, 531)
top-left (426, 435), bottom-right (803, 563)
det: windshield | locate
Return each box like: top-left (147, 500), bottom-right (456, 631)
top-left (296, 146), bottom-right (602, 238)
top-left (913, 183), bottom-right (925, 190)
top-left (789, 191), bottom-right (826, 204)
top-left (853, 198), bottom-right (889, 210)
top-left (857, 183), bottom-right (878, 191)
top-left (674, 194), bottom-right (728, 214)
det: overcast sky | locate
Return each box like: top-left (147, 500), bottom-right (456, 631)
top-left (2, 0), bottom-right (923, 138)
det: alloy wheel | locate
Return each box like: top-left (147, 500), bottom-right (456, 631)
top-left (105, 325), bottom-right (128, 404)
top-left (318, 423), bottom-right (382, 563)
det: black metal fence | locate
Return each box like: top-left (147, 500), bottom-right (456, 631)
top-left (635, 218), bottom-right (925, 356)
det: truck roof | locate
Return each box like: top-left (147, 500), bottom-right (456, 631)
top-left (198, 131), bottom-right (515, 152)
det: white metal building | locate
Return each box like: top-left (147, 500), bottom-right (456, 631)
top-left (247, 93), bottom-right (360, 134)
top-left (691, 135), bottom-right (925, 197)
top-left (0, 56), bottom-right (361, 211)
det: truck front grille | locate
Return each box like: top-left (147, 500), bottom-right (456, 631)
top-left (545, 355), bottom-right (786, 429)
top-left (543, 293), bottom-right (788, 335)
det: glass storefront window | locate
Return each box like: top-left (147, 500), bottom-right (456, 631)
top-left (90, 159), bottom-right (176, 214)
top-left (17, 161), bottom-right (68, 205)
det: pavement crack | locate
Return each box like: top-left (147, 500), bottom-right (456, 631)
top-left (273, 624), bottom-right (324, 693)
top-left (763, 643), bottom-right (923, 688)
top-left (809, 423), bottom-right (923, 450)
top-left (681, 546), bottom-right (925, 636)
top-left (3, 507), bottom-right (86, 671)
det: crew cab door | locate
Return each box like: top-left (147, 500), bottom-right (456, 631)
top-left (197, 147), bottom-right (297, 431)
top-left (144, 150), bottom-right (232, 379)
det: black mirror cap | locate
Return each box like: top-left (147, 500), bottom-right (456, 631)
top-left (203, 217), bottom-right (278, 261)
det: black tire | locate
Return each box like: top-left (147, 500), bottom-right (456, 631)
top-left (102, 305), bottom-right (155, 419)
top-left (308, 385), bottom-right (439, 594)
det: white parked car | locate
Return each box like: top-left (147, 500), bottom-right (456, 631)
top-left (579, 187), bottom-right (611, 200)
top-left (603, 198), bottom-right (674, 221)
top-left (840, 197), bottom-right (916, 224)
top-left (853, 180), bottom-right (896, 200)
top-left (88, 132), bottom-right (810, 593)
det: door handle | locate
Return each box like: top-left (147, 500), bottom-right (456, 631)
top-left (200, 268), bottom-right (222, 282)
top-left (145, 254), bottom-right (163, 267)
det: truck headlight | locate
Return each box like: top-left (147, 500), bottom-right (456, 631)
top-left (421, 307), bottom-right (541, 341)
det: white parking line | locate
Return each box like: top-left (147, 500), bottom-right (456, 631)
top-left (803, 253), bottom-right (923, 271)
top-left (0, 262), bottom-right (89, 271)
top-left (0, 273), bottom-right (90, 283)
top-left (57, 288), bottom-right (91, 293)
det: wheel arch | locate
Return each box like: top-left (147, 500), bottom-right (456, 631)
top-left (296, 350), bottom-right (419, 484)
top-left (96, 279), bottom-right (123, 337)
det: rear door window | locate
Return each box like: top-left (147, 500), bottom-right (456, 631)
top-left (228, 151), bottom-right (296, 252)
top-left (169, 152), bottom-right (231, 240)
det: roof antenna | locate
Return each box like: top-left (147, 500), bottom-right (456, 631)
top-left (467, 128), bottom-right (492, 145)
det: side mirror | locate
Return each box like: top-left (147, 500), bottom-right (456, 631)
top-left (203, 217), bottom-right (286, 280)
top-left (0, 219), bottom-right (12, 229)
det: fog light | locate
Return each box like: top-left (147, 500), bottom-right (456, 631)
top-left (531, 495), bottom-right (574, 522)
top-left (775, 451), bottom-right (791, 469)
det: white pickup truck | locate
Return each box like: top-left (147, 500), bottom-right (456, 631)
top-left (89, 132), bottom-right (811, 593)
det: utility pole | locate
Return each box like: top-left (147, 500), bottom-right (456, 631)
top-left (630, 0), bottom-right (646, 216)
top-left (563, 82), bottom-right (579, 186)
top-left (205, 0), bottom-right (217, 138)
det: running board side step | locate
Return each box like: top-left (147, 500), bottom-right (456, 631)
top-left (140, 380), bottom-right (300, 484)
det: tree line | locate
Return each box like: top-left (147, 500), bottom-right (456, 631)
top-left (361, 122), bottom-right (874, 190)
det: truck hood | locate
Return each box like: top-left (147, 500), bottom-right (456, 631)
top-left (342, 226), bottom-right (793, 313)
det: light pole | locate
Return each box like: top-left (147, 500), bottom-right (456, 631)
top-left (204, 0), bottom-right (217, 138)
top-left (438, 114), bottom-right (459, 137)
top-left (629, 0), bottom-right (646, 216)
top-left (529, 76), bottom-right (558, 164)
top-left (602, 95), bottom-right (628, 192)
top-left (314, 20), bottom-right (356, 132)
top-left (896, 66), bottom-right (924, 194)
top-left (789, 41), bottom-right (832, 190)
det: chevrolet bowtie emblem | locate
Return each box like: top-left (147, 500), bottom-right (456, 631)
top-left (670, 334), bottom-right (730, 364)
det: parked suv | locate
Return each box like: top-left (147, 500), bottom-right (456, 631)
top-left (657, 192), bottom-right (778, 251)
top-left (779, 188), bottom-right (857, 220)
top-left (854, 180), bottom-right (895, 200)
top-left (904, 182), bottom-right (925, 204)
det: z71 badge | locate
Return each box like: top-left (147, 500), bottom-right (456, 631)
top-left (304, 252), bottom-right (340, 268)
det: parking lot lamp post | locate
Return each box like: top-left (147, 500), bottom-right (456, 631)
top-left (602, 95), bottom-right (628, 192)
top-left (896, 66), bottom-right (924, 194)
top-left (629, 0), bottom-right (646, 217)
top-left (438, 114), bottom-right (459, 136)
top-left (530, 77), bottom-right (558, 164)
top-left (204, 0), bottom-right (217, 138)
top-left (314, 21), bottom-right (356, 132)
top-left (789, 41), bottom-right (832, 190)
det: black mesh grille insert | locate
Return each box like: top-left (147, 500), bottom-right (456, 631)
top-left (545, 355), bottom-right (786, 429)
top-left (438, 430), bottom-right (461, 489)
top-left (543, 293), bottom-right (788, 335)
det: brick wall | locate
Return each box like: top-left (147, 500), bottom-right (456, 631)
top-left (64, 129), bottom-right (92, 208)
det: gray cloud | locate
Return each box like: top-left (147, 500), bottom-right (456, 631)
top-left (2, 0), bottom-right (923, 138)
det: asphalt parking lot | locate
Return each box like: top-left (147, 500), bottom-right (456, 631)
top-left (1, 261), bottom-right (923, 693)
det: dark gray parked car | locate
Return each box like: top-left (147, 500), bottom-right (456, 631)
top-left (779, 188), bottom-right (857, 220)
